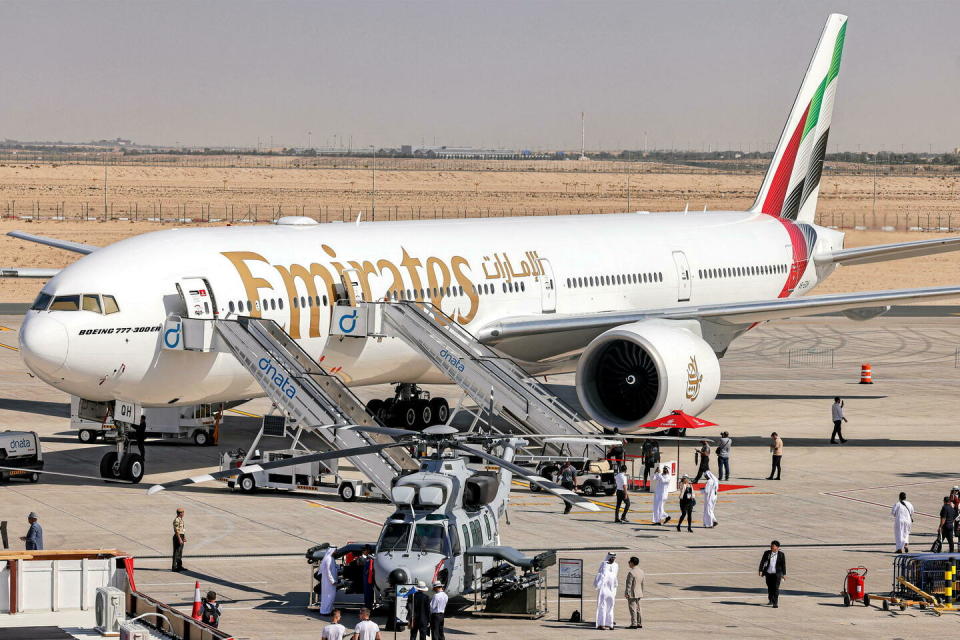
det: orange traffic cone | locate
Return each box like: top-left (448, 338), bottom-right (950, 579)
top-left (859, 364), bottom-right (873, 384)
top-left (191, 581), bottom-right (202, 620)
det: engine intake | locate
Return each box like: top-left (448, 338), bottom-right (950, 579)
top-left (576, 320), bottom-right (720, 431)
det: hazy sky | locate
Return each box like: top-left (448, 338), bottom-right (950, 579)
top-left (2, 1), bottom-right (958, 152)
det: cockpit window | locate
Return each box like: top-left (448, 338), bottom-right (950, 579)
top-left (30, 292), bottom-right (52, 311)
top-left (49, 295), bottom-right (80, 311)
top-left (378, 522), bottom-right (411, 552)
top-left (102, 295), bottom-right (120, 314)
top-left (82, 294), bottom-right (102, 313)
top-left (412, 523), bottom-right (447, 555)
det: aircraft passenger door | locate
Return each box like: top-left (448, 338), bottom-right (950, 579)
top-left (539, 258), bottom-right (557, 313)
top-left (671, 251), bottom-right (692, 302)
top-left (335, 268), bottom-right (364, 306)
top-left (176, 277), bottom-right (218, 319)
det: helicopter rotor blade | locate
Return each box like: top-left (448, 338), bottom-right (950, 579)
top-left (334, 425), bottom-right (420, 439)
top-left (453, 443), bottom-right (601, 512)
top-left (0, 465), bottom-right (134, 484)
top-left (146, 441), bottom-right (410, 495)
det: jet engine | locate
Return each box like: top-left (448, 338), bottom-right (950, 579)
top-left (575, 320), bottom-right (720, 431)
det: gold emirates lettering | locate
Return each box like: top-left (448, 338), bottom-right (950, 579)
top-left (221, 248), bottom-right (483, 337)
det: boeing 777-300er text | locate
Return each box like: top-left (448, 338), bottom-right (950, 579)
top-left (8, 14), bottom-right (960, 436)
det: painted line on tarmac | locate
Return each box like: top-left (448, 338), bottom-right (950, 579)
top-left (306, 500), bottom-right (382, 526)
top-left (823, 491), bottom-right (939, 519)
top-left (0, 326), bottom-right (14, 331)
top-left (138, 581), bottom-right (268, 587)
top-left (513, 479), bottom-right (615, 510)
top-left (228, 408), bottom-right (261, 418)
top-left (0, 343), bottom-right (18, 351)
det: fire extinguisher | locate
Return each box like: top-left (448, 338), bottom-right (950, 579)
top-left (843, 567), bottom-right (868, 606)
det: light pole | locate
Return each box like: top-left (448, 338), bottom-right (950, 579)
top-left (371, 145), bottom-right (376, 221)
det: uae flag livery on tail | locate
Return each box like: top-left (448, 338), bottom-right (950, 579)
top-left (753, 14), bottom-right (847, 223)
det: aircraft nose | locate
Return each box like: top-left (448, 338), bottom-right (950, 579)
top-left (20, 314), bottom-right (69, 377)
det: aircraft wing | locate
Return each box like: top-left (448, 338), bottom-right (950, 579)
top-left (7, 231), bottom-right (98, 255)
top-left (0, 268), bottom-right (60, 278)
top-left (818, 236), bottom-right (960, 266)
top-left (477, 285), bottom-right (960, 343)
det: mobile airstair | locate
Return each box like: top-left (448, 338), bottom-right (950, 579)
top-left (214, 317), bottom-right (419, 496)
top-left (360, 300), bottom-right (602, 441)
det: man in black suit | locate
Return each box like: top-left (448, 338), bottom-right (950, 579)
top-left (758, 540), bottom-right (787, 608)
top-left (406, 580), bottom-right (431, 640)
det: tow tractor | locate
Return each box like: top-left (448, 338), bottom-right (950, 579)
top-left (219, 414), bottom-right (386, 502)
top-left (0, 430), bottom-right (43, 483)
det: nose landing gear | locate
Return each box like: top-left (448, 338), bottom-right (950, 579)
top-left (365, 383), bottom-right (450, 430)
top-left (99, 423), bottom-right (146, 483)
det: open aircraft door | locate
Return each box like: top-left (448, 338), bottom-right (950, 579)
top-left (671, 251), bottom-right (691, 302)
top-left (176, 277), bottom-right (219, 319)
top-left (539, 258), bottom-right (556, 313)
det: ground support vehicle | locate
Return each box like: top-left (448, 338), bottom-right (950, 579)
top-left (71, 396), bottom-right (221, 446)
top-left (0, 430), bottom-right (43, 483)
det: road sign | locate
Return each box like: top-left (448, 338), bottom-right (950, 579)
top-left (558, 558), bottom-right (583, 597)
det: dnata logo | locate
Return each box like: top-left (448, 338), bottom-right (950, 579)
top-left (8, 437), bottom-right (33, 451)
top-left (439, 348), bottom-right (465, 373)
top-left (258, 357), bottom-right (297, 399)
top-left (338, 309), bottom-right (359, 334)
top-left (164, 321), bottom-right (182, 348)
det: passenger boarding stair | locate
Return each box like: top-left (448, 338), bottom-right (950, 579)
top-left (214, 317), bottom-right (418, 496)
top-left (368, 301), bottom-right (601, 441)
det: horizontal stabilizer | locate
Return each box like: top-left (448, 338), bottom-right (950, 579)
top-left (818, 236), bottom-right (960, 265)
top-left (7, 231), bottom-right (98, 255)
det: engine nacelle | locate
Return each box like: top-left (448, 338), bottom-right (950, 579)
top-left (576, 320), bottom-right (720, 431)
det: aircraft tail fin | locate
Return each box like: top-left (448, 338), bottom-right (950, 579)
top-left (751, 13), bottom-right (847, 223)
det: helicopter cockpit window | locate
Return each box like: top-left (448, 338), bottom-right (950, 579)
top-left (379, 522), bottom-right (411, 552)
top-left (448, 524), bottom-right (461, 555)
top-left (412, 524), bottom-right (447, 555)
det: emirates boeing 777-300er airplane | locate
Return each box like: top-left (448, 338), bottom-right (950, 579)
top-left (9, 14), bottom-right (960, 436)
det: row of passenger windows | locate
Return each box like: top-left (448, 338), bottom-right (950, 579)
top-left (31, 292), bottom-right (120, 314)
top-left (699, 264), bottom-right (787, 279)
top-left (566, 272), bottom-right (663, 289)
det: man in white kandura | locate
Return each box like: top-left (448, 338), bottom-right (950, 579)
top-left (318, 547), bottom-right (339, 615)
top-left (702, 471), bottom-right (719, 528)
top-left (891, 492), bottom-right (915, 554)
top-left (594, 552), bottom-right (619, 630)
top-left (652, 465), bottom-right (672, 525)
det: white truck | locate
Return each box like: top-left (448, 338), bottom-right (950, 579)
top-left (0, 430), bottom-right (43, 483)
top-left (220, 448), bottom-right (385, 501)
top-left (70, 396), bottom-right (220, 446)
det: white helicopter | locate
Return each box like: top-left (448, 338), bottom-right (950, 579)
top-left (145, 424), bottom-right (699, 611)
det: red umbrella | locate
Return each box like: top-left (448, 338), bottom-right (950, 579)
top-left (640, 410), bottom-right (718, 479)
top-left (641, 410), bottom-right (717, 431)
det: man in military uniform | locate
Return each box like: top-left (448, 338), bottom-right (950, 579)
top-left (172, 508), bottom-right (186, 571)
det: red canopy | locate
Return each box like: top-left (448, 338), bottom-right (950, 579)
top-left (641, 410), bottom-right (717, 430)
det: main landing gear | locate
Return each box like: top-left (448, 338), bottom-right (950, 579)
top-left (365, 383), bottom-right (450, 430)
top-left (98, 423), bottom-right (145, 484)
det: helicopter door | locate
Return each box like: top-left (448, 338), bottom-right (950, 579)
top-left (446, 523), bottom-right (465, 594)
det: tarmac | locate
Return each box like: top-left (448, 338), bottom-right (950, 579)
top-left (2, 313), bottom-right (960, 638)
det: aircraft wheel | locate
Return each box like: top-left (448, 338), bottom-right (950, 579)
top-left (193, 430), bottom-right (211, 446)
top-left (415, 400), bottom-right (432, 429)
top-left (121, 453), bottom-right (145, 484)
top-left (366, 399), bottom-right (384, 421)
top-left (28, 472), bottom-right (40, 483)
top-left (398, 402), bottom-right (418, 429)
top-left (429, 398), bottom-right (449, 425)
top-left (238, 474), bottom-right (257, 493)
top-left (78, 429), bottom-right (97, 443)
top-left (100, 452), bottom-right (119, 479)
top-left (339, 482), bottom-right (357, 502)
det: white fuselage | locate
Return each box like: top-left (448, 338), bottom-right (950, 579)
top-left (19, 211), bottom-right (842, 406)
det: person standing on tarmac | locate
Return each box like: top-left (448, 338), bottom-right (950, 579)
top-left (20, 512), bottom-right (43, 551)
top-left (614, 465), bottom-right (631, 524)
top-left (172, 508), bottom-right (186, 571)
top-left (429, 581), bottom-right (448, 640)
top-left (891, 492), bottom-right (914, 554)
top-left (692, 440), bottom-right (710, 483)
top-left (560, 461), bottom-right (577, 515)
top-left (358, 545), bottom-right (376, 610)
top-left (676, 476), bottom-right (695, 532)
top-left (939, 496), bottom-right (957, 553)
top-left (406, 581), bottom-right (430, 640)
top-left (830, 397), bottom-right (848, 444)
top-left (716, 431), bottom-right (732, 481)
top-left (641, 439), bottom-right (660, 491)
top-left (767, 433), bottom-right (783, 480)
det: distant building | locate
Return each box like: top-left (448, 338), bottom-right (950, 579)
top-left (400, 145), bottom-right (413, 155)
